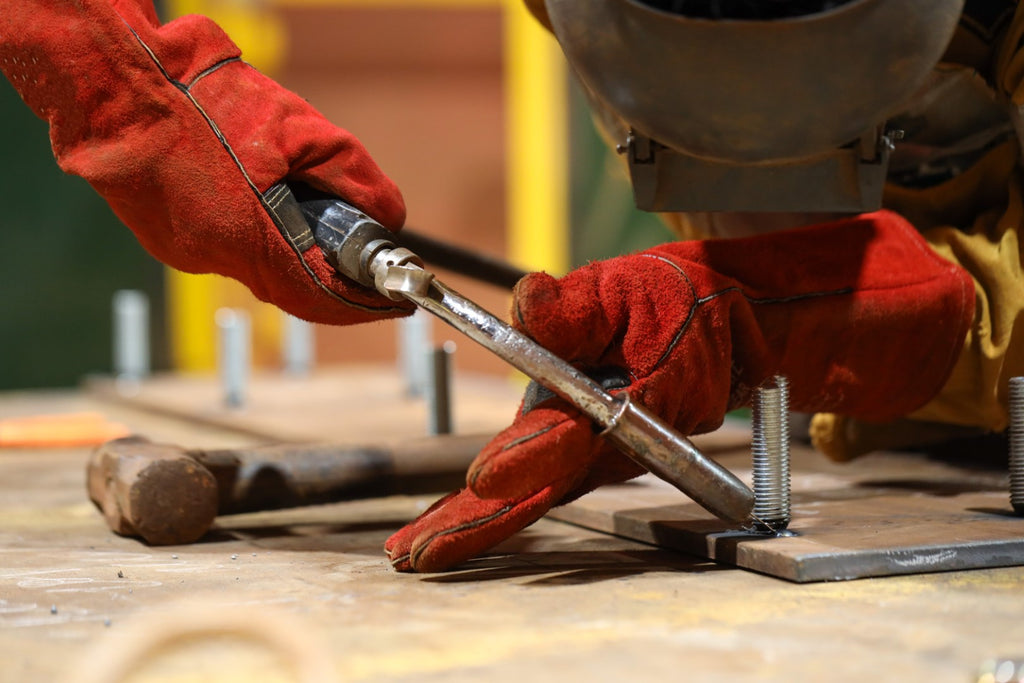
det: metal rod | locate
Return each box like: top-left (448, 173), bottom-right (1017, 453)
top-left (216, 308), bottom-right (250, 409)
top-left (751, 376), bottom-right (791, 533)
top-left (1010, 376), bottom-right (1024, 514)
top-left (427, 342), bottom-right (455, 435)
top-left (112, 290), bottom-right (149, 385)
top-left (398, 311), bottom-right (432, 398)
top-left (282, 313), bottom-right (314, 377)
top-left (386, 267), bottom-right (754, 523)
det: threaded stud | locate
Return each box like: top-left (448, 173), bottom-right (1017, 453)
top-left (751, 376), bottom-right (791, 533)
top-left (1009, 377), bottom-right (1024, 514)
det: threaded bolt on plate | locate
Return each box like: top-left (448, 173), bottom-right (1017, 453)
top-left (1009, 377), bottom-right (1024, 514)
top-left (751, 375), bottom-right (791, 534)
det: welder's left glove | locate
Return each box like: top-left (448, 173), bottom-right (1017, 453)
top-left (0, 0), bottom-right (411, 324)
top-left (386, 211), bottom-right (975, 572)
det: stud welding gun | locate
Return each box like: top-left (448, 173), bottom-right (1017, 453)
top-left (297, 190), bottom-right (755, 524)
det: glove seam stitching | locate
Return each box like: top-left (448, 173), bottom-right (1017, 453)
top-left (641, 254), bottom-right (700, 370)
top-left (500, 423), bottom-right (557, 452)
top-left (409, 503), bottom-right (516, 569)
top-left (646, 253), bottom-right (955, 369)
top-left (183, 56), bottom-right (242, 91)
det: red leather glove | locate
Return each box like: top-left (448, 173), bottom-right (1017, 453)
top-left (386, 211), bottom-right (975, 572)
top-left (0, 0), bottom-right (411, 324)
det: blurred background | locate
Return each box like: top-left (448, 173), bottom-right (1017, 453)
top-left (0, 0), bottom-right (671, 390)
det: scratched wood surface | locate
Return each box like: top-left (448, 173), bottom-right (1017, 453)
top-left (4, 377), bottom-right (1024, 683)
top-left (550, 436), bottom-right (1024, 582)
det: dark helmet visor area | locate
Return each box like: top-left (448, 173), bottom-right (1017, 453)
top-left (636, 0), bottom-right (857, 19)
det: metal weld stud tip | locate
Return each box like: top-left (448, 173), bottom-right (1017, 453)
top-left (751, 376), bottom-right (791, 534)
top-left (1009, 377), bottom-right (1024, 514)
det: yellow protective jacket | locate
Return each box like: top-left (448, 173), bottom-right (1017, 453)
top-left (816, 1), bottom-right (1024, 458)
top-left (528, 1), bottom-right (1024, 458)
top-left (884, 3), bottom-right (1024, 432)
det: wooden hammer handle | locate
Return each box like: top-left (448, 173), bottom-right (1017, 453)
top-left (87, 434), bottom-right (490, 545)
top-left (190, 433), bottom-right (490, 515)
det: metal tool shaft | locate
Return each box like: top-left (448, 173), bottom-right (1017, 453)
top-left (389, 268), bottom-right (753, 522)
top-left (308, 196), bottom-right (754, 523)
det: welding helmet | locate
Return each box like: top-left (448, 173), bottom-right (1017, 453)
top-left (543, 0), bottom-right (966, 212)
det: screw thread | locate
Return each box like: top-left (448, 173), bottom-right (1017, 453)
top-left (752, 376), bottom-right (791, 532)
top-left (1010, 377), bottom-right (1024, 514)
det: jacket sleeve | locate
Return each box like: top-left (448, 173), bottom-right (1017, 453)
top-left (899, 4), bottom-right (1024, 434)
top-left (810, 5), bottom-right (1024, 460)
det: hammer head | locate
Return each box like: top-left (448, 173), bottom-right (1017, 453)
top-left (87, 436), bottom-right (219, 545)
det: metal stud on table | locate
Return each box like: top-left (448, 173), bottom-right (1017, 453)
top-left (427, 341), bottom-right (456, 435)
top-left (216, 308), bottom-right (251, 409)
top-left (282, 313), bottom-right (314, 377)
top-left (1009, 376), bottom-right (1024, 514)
top-left (751, 375), bottom-right (792, 533)
top-left (112, 290), bottom-right (150, 388)
top-left (398, 311), bottom-right (432, 398)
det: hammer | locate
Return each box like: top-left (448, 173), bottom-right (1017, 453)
top-left (87, 433), bottom-right (490, 545)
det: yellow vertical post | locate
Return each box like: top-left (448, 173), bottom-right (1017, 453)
top-left (164, 0), bottom-right (288, 372)
top-left (164, 270), bottom-right (215, 371)
top-left (502, 0), bottom-right (569, 275)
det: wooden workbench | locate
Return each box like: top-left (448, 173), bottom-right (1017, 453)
top-left (2, 371), bottom-right (1024, 683)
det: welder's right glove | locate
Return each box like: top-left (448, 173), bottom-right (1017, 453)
top-left (0, 0), bottom-right (410, 325)
top-left (386, 211), bottom-right (976, 572)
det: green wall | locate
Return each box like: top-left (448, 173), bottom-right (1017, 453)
top-left (0, 78), bottom-right (166, 390)
top-left (568, 79), bottom-right (674, 266)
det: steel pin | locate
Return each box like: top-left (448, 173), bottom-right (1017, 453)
top-left (751, 375), bottom-right (791, 534)
top-left (282, 313), bottom-right (314, 377)
top-left (216, 308), bottom-right (251, 409)
top-left (427, 341), bottom-right (456, 435)
top-left (1009, 376), bottom-right (1024, 514)
top-left (398, 311), bottom-right (432, 397)
top-left (112, 290), bottom-right (150, 389)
